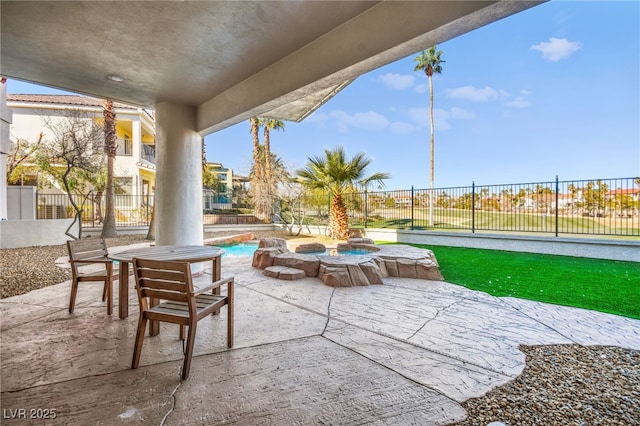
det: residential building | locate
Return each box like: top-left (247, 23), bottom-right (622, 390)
top-left (7, 94), bottom-right (157, 207)
top-left (203, 162), bottom-right (233, 210)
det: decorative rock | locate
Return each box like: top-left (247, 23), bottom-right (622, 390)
top-left (273, 253), bottom-right (320, 277)
top-left (318, 266), bottom-right (353, 287)
top-left (263, 266), bottom-right (306, 280)
top-left (416, 259), bottom-right (444, 281)
top-left (252, 238), bottom-right (443, 287)
top-left (204, 232), bottom-right (255, 246)
top-left (294, 243), bottom-right (326, 253)
top-left (347, 237), bottom-right (375, 245)
top-left (252, 247), bottom-right (285, 269)
top-left (259, 238), bottom-right (288, 250)
top-left (317, 256), bottom-right (384, 287)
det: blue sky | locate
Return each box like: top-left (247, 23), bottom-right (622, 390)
top-left (7, 1), bottom-right (639, 190)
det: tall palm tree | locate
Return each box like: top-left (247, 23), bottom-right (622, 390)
top-left (248, 117), bottom-right (270, 220)
top-left (295, 146), bottom-right (390, 240)
top-left (414, 46), bottom-right (444, 226)
top-left (101, 99), bottom-right (118, 238)
top-left (260, 118), bottom-right (285, 195)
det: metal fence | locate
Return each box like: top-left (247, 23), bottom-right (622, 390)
top-left (36, 191), bottom-right (240, 227)
top-left (287, 176), bottom-right (639, 237)
top-left (35, 176), bottom-right (639, 237)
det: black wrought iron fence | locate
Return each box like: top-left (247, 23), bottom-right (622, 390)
top-left (36, 191), bottom-right (239, 227)
top-left (290, 176), bottom-right (640, 237)
top-left (35, 176), bottom-right (640, 237)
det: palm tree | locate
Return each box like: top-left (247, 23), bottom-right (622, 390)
top-left (414, 46), bottom-right (444, 226)
top-left (101, 99), bottom-right (118, 238)
top-left (295, 146), bottom-right (390, 240)
top-left (248, 117), bottom-right (269, 220)
top-left (260, 118), bottom-right (285, 195)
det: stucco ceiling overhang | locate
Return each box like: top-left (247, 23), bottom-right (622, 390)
top-left (0, 1), bottom-right (544, 136)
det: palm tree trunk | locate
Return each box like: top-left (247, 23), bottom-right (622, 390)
top-left (146, 203), bottom-right (155, 240)
top-left (101, 99), bottom-right (118, 238)
top-left (428, 74), bottom-right (435, 227)
top-left (330, 193), bottom-right (349, 240)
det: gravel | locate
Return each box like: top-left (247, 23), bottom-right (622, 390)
top-left (1, 232), bottom-right (638, 425)
top-left (453, 344), bottom-right (639, 425)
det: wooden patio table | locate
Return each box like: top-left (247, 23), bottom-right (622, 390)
top-left (109, 245), bottom-right (224, 334)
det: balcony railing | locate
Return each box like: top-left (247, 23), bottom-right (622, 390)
top-left (141, 144), bottom-right (155, 164)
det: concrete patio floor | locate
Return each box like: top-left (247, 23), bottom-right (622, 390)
top-left (1, 252), bottom-right (639, 425)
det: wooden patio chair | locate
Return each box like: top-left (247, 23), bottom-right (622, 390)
top-left (66, 238), bottom-right (115, 315)
top-left (131, 258), bottom-right (234, 380)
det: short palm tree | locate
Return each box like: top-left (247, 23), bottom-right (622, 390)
top-left (260, 118), bottom-right (285, 195)
top-left (295, 146), bottom-right (390, 239)
top-left (414, 46), bottom-right (444, 226)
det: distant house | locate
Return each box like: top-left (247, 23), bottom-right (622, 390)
top-left (7, 94), bottom-right (157, 209)
top-left (7, 94), bottom-right (238, 219)
top-left (203, 162), bottom-right (234, 210)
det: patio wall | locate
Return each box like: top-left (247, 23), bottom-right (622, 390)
top-left (0, 219), bottom-right (77, 249)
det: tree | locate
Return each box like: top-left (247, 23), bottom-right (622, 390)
top-left (295, 146), bottom-right (390, 239)
top-left (260, 118), bottom-right (285, 195)
top-left (101, 99), bottom-right (118, 238)
top-left (6, 133), bottom-right (43, 184)
top-left (37, 109), bottom-right (104, 239)
top-left (248, 117), bottom-right (269, 221)
top-left (414, 46), bottom-right (445, 226)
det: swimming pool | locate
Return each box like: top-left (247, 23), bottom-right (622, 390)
top-left (219, 243), bottom-right (374, 257)
top-left (220, 243), bottom-right (260, 257)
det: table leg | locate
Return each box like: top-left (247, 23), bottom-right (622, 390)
top-left (213, 257), bottom-right (221, 315)
top-left (119, 261), bottom-right (130, 319)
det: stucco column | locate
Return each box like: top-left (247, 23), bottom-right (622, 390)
top-left (154, 102), bottom-right (203, 246)
top-left (0, 80), bottom-right (11, 220)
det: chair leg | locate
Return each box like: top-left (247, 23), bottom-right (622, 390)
top-left (69, 279), bottom-right (79, 313)
top-left (131, 316), bottom-right (148, 370)
top-left (179, 325), bottom-right (186, 340)
top-left (181, 322), bottom-right (197, 380)
top-left (106, 279), bottom-right (113, 316)
top-left (102, 282), bottom-right (107, 302)
top-left (227, 280), bottom-right (234, 348)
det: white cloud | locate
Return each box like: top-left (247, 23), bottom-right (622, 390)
top-left (450, 107), bottom-right (475, 120)
top-left (377, 73), bottom-right (415, 90)
top-left (414, 83), bottom-right (429, 94)
top-left (305, 111), bottom-right (328, 127)
top-left (446, 85), bottom-right (499, 102)
top-left (434, 110), bottom-right (452, 131)
top-left (408, 107), bottom-right (429, 126)
top-left (328, 110), bottom-right (389, 132)
top-left (389, 121), bottom-right (416, 134)
top-left (531, 37), bottom-right (582, 61)
top-left (408, 107), bottom-right (454, 131)
top-left (505, 97), bottom-right (530, 109)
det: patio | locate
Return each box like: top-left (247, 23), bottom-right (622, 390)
top-left (1, 250), bottom-right (639, 424)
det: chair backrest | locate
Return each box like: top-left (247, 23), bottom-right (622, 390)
top-left (133, 258), bottom-right (195, 309)
top-left (67, 238), bottom-right (110, 275)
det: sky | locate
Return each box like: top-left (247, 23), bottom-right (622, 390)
top-left (6, 1), bottom-right (639, 191)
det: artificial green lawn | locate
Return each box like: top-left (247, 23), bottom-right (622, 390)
top-left (405, 244), bottom-right (640, 320)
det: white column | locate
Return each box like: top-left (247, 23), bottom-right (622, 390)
top-left (0, 80), bottom-right (12, 220)
top-left (154, 103), bottom-right (203, 246)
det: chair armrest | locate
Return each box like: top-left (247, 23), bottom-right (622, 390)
top-left (193, 276), bottom-right (234, 296)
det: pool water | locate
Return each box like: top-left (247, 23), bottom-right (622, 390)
top-left (220, 243), bottom-right (373, 257)
top-left (220, 243), bottom-right (260, 257)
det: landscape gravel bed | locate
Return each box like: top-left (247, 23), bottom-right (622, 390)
top-left (1, 232), bottom-right (637, 425)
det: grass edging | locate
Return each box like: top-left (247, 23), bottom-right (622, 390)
top-left (401, 243), bottom-right (639, 320)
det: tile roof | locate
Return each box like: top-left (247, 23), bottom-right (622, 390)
top-left (7, 94), bottom-right (140, 110)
